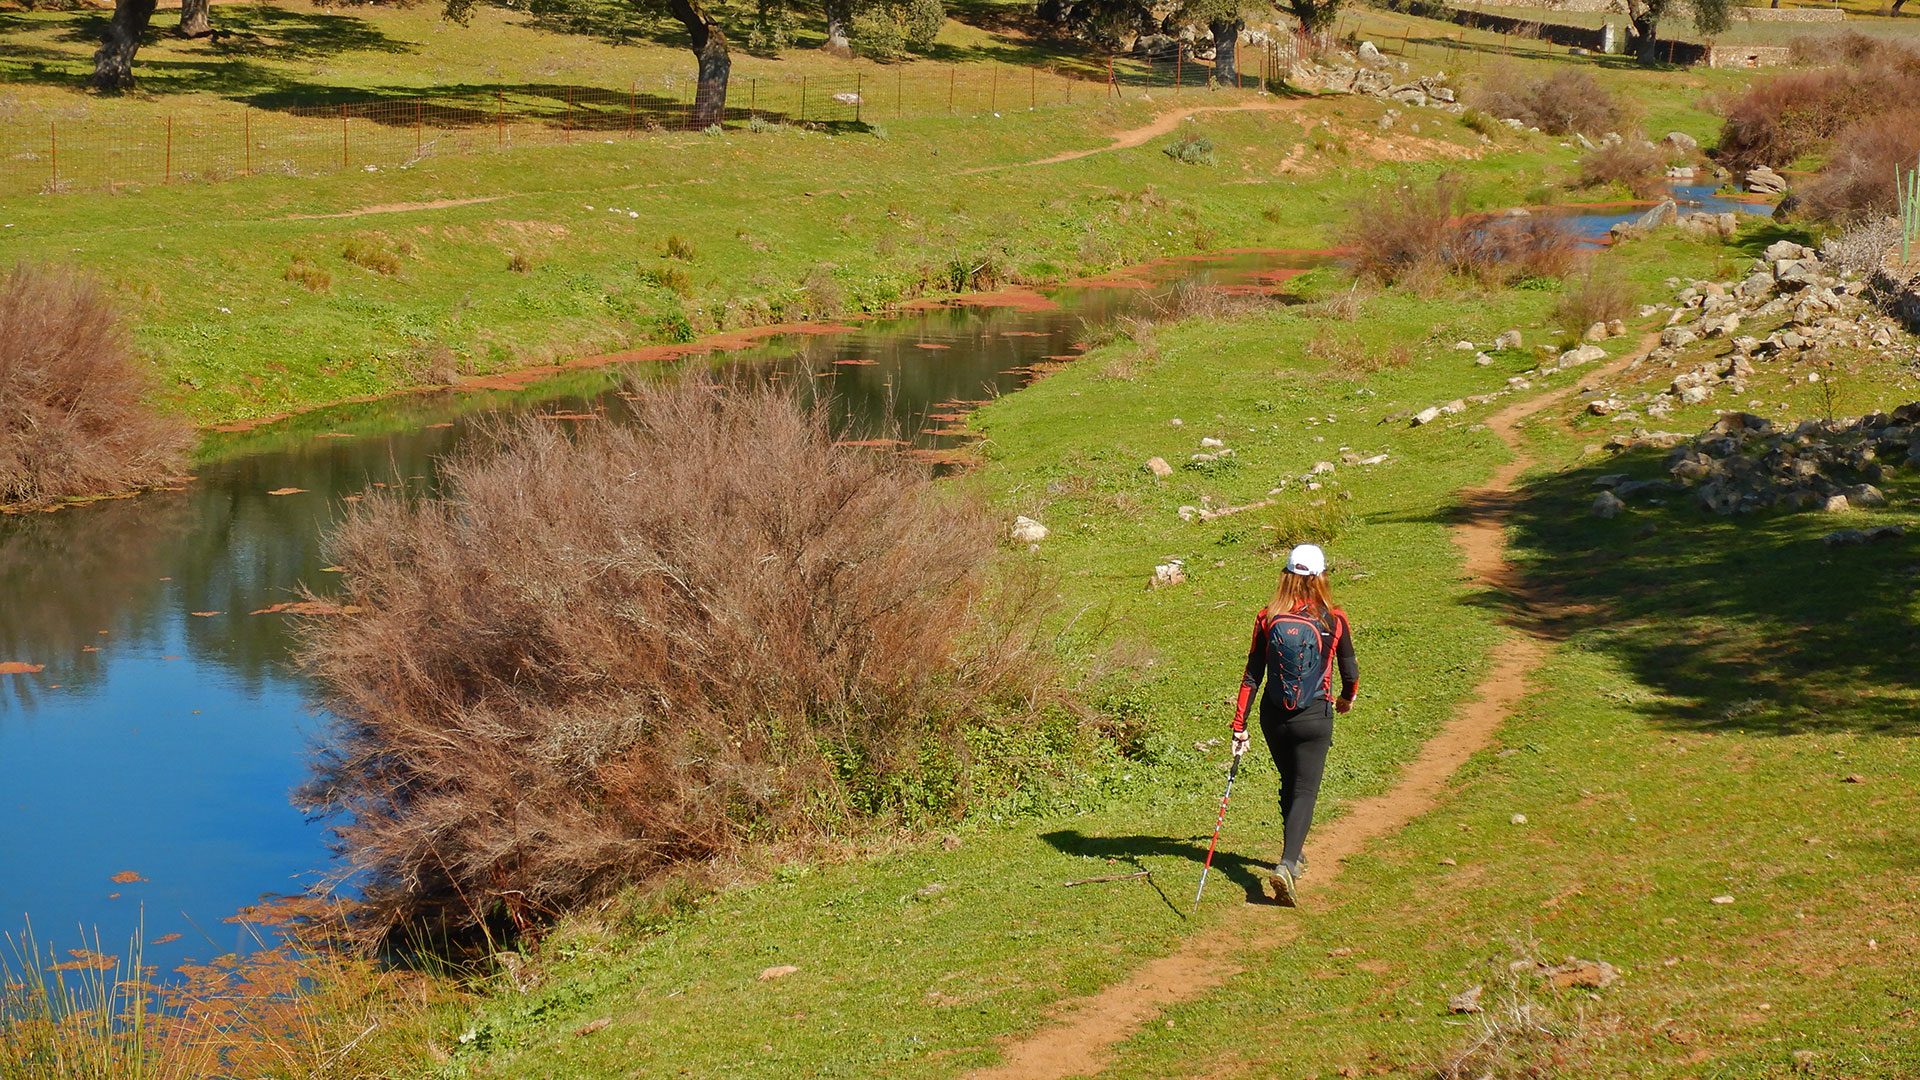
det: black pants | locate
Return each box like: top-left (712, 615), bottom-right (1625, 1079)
top-left (1259, 701), bottom-right (1334, 869)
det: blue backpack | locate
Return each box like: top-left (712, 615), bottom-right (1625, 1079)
top-left (1266, 609), bottom-right (1334, 711)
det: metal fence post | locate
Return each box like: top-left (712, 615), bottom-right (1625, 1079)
top-left (497, 90), bottom-right (504, 148)
top-left (48, 122), bottom-right (56, 185)
top-left (165, 115), bottom-right (173, 184)
top-left (856, 72), bottom-right (863, 123)
top-left (801, 75), bottom-right (808, 123)
top-left (340, 105), bottom-right (348, 168)
top-left (244, 105), bottom-right (251, 175)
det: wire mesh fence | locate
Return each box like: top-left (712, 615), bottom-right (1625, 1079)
top-left (0, 38), bottom-right (1315, 198)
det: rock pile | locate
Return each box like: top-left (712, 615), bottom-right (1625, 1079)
top-left (1599, 239), bottom-right (1909, 421)
top-left (1596, 403), bottom-right (1920, 516)
top-left (1281, 51), bottom-right (1462, 113)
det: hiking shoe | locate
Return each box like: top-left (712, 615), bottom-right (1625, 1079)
top-left (1269, 863), bottom-right (1298, 907)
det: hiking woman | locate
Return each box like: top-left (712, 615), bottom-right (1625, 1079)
top-left (1229, 542), bottom-right (1358, 906)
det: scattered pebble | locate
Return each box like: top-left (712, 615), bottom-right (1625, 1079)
top-left (1710, 895), bottom-right (1735, 905)
top-left (758, 965), bottom-right (799, 981)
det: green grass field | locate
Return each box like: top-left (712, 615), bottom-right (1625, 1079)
top-left (5, 5), bottom-right (1918, 1075)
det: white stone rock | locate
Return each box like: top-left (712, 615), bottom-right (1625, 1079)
top-left (1494, 329), bottom-right (1523, 350)
top-left (1010, 516), bottom-right (1049, 543)
top-left (1412, 406), bottom-right (1442, 426)
top-left (1146, 456), bottom-right (1173, 478)
top-left (1592, 490), bottom-right (1626, 518)
top-left (1199, 436), bottom-right (1224, 449)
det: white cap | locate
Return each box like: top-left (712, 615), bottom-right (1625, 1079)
top-left (1286, 543), bottom-right (1327, 577)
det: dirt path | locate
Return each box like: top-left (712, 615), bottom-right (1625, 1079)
top-left (958, 102), bottom-right (1305, 176)
top-left (279, 195), bottom-right (511, 221)
top-left (968, 344), bottom-right (1652, 1080)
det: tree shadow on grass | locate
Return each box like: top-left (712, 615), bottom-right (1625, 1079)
top-left (1484, 445), bottom-right (1920, 737)
top-left (1040, 829), bottom-right (1282, 909)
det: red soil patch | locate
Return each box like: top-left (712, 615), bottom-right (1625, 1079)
top-left (266, 487), bottom-right (307, 496)
top-left (109, 870), bottom-right (147, 884)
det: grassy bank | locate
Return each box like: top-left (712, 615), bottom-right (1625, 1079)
top-left (409, 223), bottom-right (1775, 1077)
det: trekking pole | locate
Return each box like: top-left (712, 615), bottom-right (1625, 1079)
top-left (1191, 749), bottom-right (1244, 913)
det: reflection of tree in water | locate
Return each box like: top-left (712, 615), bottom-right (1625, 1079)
top-left (0, 489), bottom-right (193, 692)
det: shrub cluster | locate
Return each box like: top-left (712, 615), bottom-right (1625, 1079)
top-left (1343, 177), bottom-right (1577, 290)
top-left (1797, 108), bottom-right (1920, 224)
top-left (1470, 68), bottom-right (1633, 137)
top-left (0, 264), bottom-right (191, 507)
top-left (299, 381), bottom-right (1091, 947)
top-left (1576, 140), bottom-right (1670, 198)
top-left (1714, 34), bottom-right (1920, 172)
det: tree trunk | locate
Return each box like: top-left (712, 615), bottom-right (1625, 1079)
top-left (1631, 12), bottom-right (1659, 65)
top-left (669, 0), bottom-right (731, 129)
top-left (1209, 19), bottom-right (1243, 86)
top-left (1893, 0), bottom-right (1907, 14)
top-left (91, 0), bottom-right (157, 91)
top-left (178, 0), bottom-right (210, 38)
top-left (822, 0), bottom-right (853, 55)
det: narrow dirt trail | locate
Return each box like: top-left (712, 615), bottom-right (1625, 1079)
top-left (958, 102), bottom-right (1305, 176)
top-left (967, 344), bottom-right (1653, 1080)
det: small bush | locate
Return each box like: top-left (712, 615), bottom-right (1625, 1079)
top-left (853, 0), bottom-right (943, 59)
top-left (0, 263), bottom-right (192, 507)
top-left (642, 264), bottom-right (693, 296)
top-left (664, 233), bottom-right (697, 261)
top-left (1556, 260), bottom-right (1636, 331)
top-left (1162, 133), bottom-right (1216, 167)
top-left (701, 123), bottom-right (723, 136)
top-left (298, 381), bottom-right (1080, 946)
top-left (341, 238), bottom-right (401, 276)
top-left (801, 265), bottom-right (843, 318)
top-left (1472, 68), bottom-right (1633, 137)
top-left (284, 257), bottom-right (331, 292)
top-left (944, 253), bottom-right (1011, 292)
top-left (1460, 108), bottom-right (1499, 137)
top-left (1577, 140), bottom-right (1670, 198)
top-left (1820, 217), bottom-right (1900, 277)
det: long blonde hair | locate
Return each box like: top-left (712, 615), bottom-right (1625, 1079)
top-left (1267, 569), bottom-right (1332, 622)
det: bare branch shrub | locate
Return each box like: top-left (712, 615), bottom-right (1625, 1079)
top-left (1577, 140), bottom-right (1670, 198)
top-left (1798, 108), bottom-right (1920, 224)
top-left (0, 263), bottom-right (192, 507)
top-left (1344, 177), bottom-right (1577, 289)
top-left (299, 380), bottom-right (1089, 948)
top-left (1471, 68), bottom-right (1634, 136)
top-left (1820, 216), bottom-right (1900, 278)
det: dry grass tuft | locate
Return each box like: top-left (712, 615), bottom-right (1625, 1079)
top-left (284, 257), bottom-right (332, 293)
top-left (1556, 260), bottom-right (1637, 332)
top-left (342, 238), bottom-right (401, 276)
top-left (299, 380), bottom-right (1090, 948)
top-left (0, 264), bottom-right (192, 508)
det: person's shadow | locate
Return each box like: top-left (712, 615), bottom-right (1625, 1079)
top-left (1040, 829), bottom-right (1280, 912)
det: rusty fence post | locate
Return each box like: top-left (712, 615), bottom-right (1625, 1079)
top-left (165, 115), bottom-right (173, 184)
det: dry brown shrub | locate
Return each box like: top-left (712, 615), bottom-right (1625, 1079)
top-left (1577, 140), bottom-right (1670, 198)
top-left (0, 263), bottom-right (192, 507)
top-left (1471, 68), bottom-right (1633, 137)
top-left (1713, 38), bottom-right (1920, 171)
top-left (341, 238), bottom-right (401, 276)
top-left (1798, 107), bottom-right (1920, 223)
top-left (1556, 260), bottom-right (1636, 331)
top-left (1344, 177), bottom-right (1577, 289)
top-left (299, 380), bottom-right (1083, 948)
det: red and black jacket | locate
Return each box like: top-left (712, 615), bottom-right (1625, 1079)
top-left (1231, 603), bottom-right (1359, 732)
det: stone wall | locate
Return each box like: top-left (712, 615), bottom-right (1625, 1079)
top-left (1456, 0), bottom-right (1844, 17)
top-left (1707, 44), bottom-right (1795, 67)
